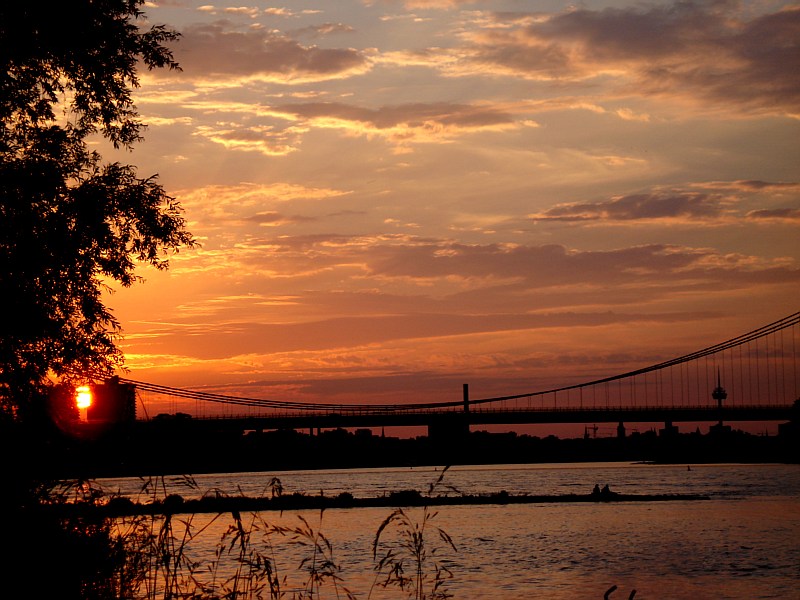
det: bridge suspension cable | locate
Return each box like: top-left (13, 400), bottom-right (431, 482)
top-left (468, 311), bottom-right (800, 407)
top-left (95, 311), bottom-right (799, 414)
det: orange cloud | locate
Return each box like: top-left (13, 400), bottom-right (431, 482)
top-left (746, 208), bottom-right (800, 222)
top-left (167, 22), bottom-right (371, 84)
top-left (530, 181), bottom-right (800, 225)
top-left (265, 100), bottom-right (530, 148)
top-left (436, 3), bottom-right (800, 116)
top-left (532, 192), bottom-right (731, 223)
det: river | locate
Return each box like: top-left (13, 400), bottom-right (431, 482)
top-left (98, 462), bottom-right (800, 599)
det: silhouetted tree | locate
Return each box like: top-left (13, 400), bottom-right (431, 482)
top-left (0, 1), bottom-right (193, 419)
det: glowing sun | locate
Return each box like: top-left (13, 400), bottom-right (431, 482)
top-left (76, 385), bottom-right (93, 409)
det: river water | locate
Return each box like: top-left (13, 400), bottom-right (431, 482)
top-left (98, 463), bottom-right (800, 599)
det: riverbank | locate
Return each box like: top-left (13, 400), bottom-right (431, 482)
top-left (25, 463), bottom-right (800, 600)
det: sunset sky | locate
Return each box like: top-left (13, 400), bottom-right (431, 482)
top-left (104, 0), bottom-right (799, 410)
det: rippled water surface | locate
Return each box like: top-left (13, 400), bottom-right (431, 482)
top-left (99, 463), bottom-right (800, 599)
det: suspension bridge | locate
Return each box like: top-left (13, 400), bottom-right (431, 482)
top-left (91, 312), bottom-right (800, 438)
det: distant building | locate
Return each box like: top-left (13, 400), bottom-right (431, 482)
top-left (87, 377), bottom-right (136, 424)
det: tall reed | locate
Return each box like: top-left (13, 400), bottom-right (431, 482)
top-left (370, 467), bottom-right (458, 600)
top-left (38, 470), bottom-right (463, 599)
top-left (105, 476), bottom-right (361, 599)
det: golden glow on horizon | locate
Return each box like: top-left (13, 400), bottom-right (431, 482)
top-left (98, 1), bottom-right (797, 409)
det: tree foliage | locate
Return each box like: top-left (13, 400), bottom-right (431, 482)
top-left (0, 1), bottom-right (194, 417)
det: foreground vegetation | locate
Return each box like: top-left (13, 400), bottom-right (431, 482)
top-left (8, 467), bottom-right (650, 599)
top-left (11, 472), bottom-right (461, 600)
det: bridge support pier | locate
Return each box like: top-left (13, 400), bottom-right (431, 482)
top-left (709, 422), bottom-right (732, 436)
top-left (660, 421), bottom-right (679, 437)
top-left (617, 422), bottom-right (626, 439)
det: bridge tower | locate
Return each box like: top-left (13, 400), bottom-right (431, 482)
top-left (87, 377), bottom-right (136, 424)
top-left (427, 384), bottom-right (470, 445)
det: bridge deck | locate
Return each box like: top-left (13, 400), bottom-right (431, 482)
top-left (138, 405), bottom-right (793, 432)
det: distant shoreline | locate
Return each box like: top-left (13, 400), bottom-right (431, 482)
top-left (32, 421), bottom-right (797, 479)
top-left (47, 489), bottom-right (711, 517)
